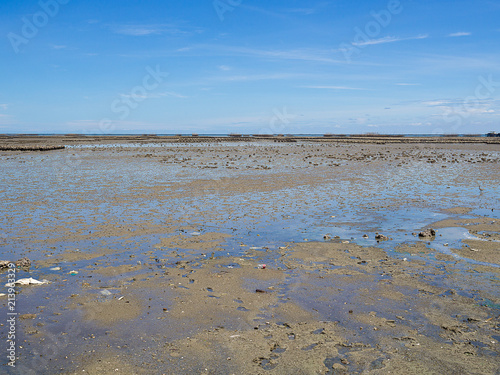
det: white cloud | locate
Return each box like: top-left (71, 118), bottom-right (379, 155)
top-left (285, 8), bottom-right (317, 15)
top-left (448, 32), bottom-right (471, 37)
top-left (422, 99), bottom-right (460, 107)
top-left (352, 34), bottom-right (429, 47)
top-left (0, 104), bottom-right (9, 111)
top-left (112, 25), bottom-right (166, 36)
top-left (111, 24), bottom-right (201, 37)
top-left (218, 65), bottom-right (232, 71)
top-left (161, 91), bottom-right (189, 99)
top-left (210, 73), bottom-right (308, 83)
top-left (422, 98), bottom-right (495, 107)
top-left (396, 83), bottom-right (421, 86)
top-left (300, 85), bottom-right (370, 90)
top-left (51, 45), bottom-right (67, 50)
top-left (120, 91), bottom-right (189, 99)
top-left (187, 45), bottom-right (347, 64)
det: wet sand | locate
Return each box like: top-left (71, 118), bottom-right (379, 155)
top-left (0, 136), bottom-right (499, 374)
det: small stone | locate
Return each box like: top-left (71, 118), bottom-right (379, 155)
top-left (418, 228), bottom-right (436, 238)
top-left (375, 233), bottom-right (389, 241)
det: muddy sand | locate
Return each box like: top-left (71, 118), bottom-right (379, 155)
top-left (0, 136), bottom-right (499, 374)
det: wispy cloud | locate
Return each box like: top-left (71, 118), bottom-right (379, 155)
top-left (423, 98), bottom-right (489, 107)
top-left (352, 34), bottom-right (429, 47)
top-left (210, 73), bottom-right (308, 83)
top-left (111, 24), bottom-right (201, 37)
top-left (422, 99), bottom-right (459, 107)
top-left (238, 5), bottom-right (289, 19)
top-left (218, 65), bottom-right (232, 71)
top-left (120, 91), bottom-right (189, 99)
top-left (396, 83), bottom-right (421, 86)
top-left (161, 91), bottom-right (189, 99)
top-left (300, 85), bottom-right (370, 90)
top-left (284, 2), bottom-right (330, 15)
top-left (51, 45), bottom-right (67, 50)
top-left (420, 98), bottom-right (498, 115)
top-left (184, 45), bottom-right (347, 64)
top-left (0, 104), bottom-right (9, 111)
top-left (112, 25), bottom-right (164, 36)
top-left (285, 8), bottom-right (317, 15)
top-left (448, 32), bottom-right (471, 37)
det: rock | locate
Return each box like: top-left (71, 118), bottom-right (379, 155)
top-left (375, 233), bottom-right (389, 241)
top-left (19, 314), bottom-right (37, 320)
top-left (418, 228), bottom-right (436, 238)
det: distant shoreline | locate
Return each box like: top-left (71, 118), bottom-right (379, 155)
top-left (1, 134), bottom-right (499, 151)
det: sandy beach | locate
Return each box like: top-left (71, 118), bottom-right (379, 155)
top-left (0, 136), bottom-right (499, 374)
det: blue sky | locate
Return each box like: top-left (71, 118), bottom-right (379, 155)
top-left (1, 0), bottom-right (499, 134)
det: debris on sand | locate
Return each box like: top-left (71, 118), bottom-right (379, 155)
top-left (418, 228), bottom-right (436, 238)
top-left (16, 257), bottom-right (31, 268)
top-left (0, 257), bottom-right (31, 269)
top-left (6, 278), bottom-right (49, 287)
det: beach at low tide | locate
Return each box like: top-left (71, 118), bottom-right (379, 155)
top-left (0, 135), bottom-right (499, 374)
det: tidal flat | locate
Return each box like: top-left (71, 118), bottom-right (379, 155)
top-left (0, 135), bottom-right (499, 374)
